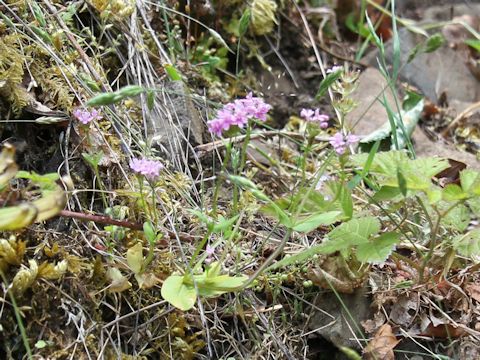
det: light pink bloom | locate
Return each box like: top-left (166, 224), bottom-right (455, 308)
top-left (300, 108), bottom-right (329, 128)
top-left (129, 158), bottom-right (164, 179)
top-left (207, 93), bottom-right (271, 136)
top-left (73, 108), bottom-right (101, 125)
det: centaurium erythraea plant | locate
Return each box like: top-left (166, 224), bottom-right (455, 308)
top-left (208, 92), bottom-right (271, 136)
top-left (73, 108), bottom-right (101, 125)
top-left (130, 158), bottom-right (164, 180)
top-left (329, 132), bottom-right (359, 155)
top-left (300, 108), bottom-right (330, 129)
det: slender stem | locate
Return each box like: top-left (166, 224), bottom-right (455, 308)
top-left (212, 143), bottom-right (232, 215)
top-left (235, 228), bottom-right (293, 290)
top-left (0, 270), bottom-right (33, 359)
top-left (419, 201), bottom-right (462, 282)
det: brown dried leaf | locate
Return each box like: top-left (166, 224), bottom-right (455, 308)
top-left (364, 324), bottom-right (400, 360)
top-left (466, 283), bottom-right (480, 303)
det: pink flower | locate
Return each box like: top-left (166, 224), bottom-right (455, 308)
top-left (300, 108), bottom-right (329, 128)
top-left (73, 108), bottom-right (101, 125)
top-left (329, 132), bottom-right (359, 154)
top-left (207, 93), bottom-right (271, 136)
top-left (129, 158), bottom-right (164, 179)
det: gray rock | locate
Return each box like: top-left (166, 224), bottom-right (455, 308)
top-left (346, 68), bottom-right (480, 169)
top-left (308, 285), bottom-right (371, 350)
top-left (365, 28), bottom-right (480, 111)
top-left (148, 81), bottom-right (204, 166)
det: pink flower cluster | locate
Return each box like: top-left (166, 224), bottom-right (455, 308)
top-left (208, 92), bottom-right (272, 136)
top-left (129, 157), bottom-right (164, 180)
top-left (73, 108), bottom-right (101, 125)
top-left (329, 132), bottom-right (359, 155)
top-left (300, 108), bottom-right (329, 128)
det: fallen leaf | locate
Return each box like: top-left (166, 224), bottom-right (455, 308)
top-left (465, 283), bottom-right (480, 303)
top-left (364, 324), bottom-right (400, 360)
top-left (421, 324), bottom-right (466, 338)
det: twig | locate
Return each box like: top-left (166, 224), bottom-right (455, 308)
top-left (58, 210), bottom-right (196, 242)
top-left (196, 130), bottom-right (333, 155)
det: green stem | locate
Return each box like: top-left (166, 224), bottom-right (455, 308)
top-left (0, 270), bottom-right (33, 359)
top-left (419, 201), bottom-right (462, 282)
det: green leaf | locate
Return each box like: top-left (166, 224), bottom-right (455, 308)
top-left (465, 39), bottom-right (480, 52)
top-left (452, 229), bottom-right (480, 257)
top-left (196, 274), bottom-right (247, 296)
top-left (86, 92), bottom-right (122, 106)
top-left (261, 202), bottom-right (292, 228)
top-left (126, 242), bottom-right (143, 275)
top-left (164, 64), bottom-right (182, 81)
top-left (442, 184), bottom-right (467, 201)
top-left (373, 186), bottom-right (402, 201)
top-left (212, 215), bottom-right (239, 233)
top-left (315, 70), bottom-right (342, 100)
top-left (143, 222), bottom-right (156, 244)
top-left (82, 152), bottom-right (104, 168)
top-left (397, 169), bottom-right (408, 197)
top-left (35, 340), bottom-right (48, 349)
top-left (426, 187), bottom-right (442, 204)
top-left (208, 28), bottom-right (234, 53)
top-left (238, 8), bottom-right (251, 36)
top-left (228, 175), bottom-right (258, 190)
top-left (356, 232), bottom-right (400, 263)
top-left (266, 244), bottom-right (326, 271)
top-left (189, 209), bottom-right (212, 226)
top-left (292, 211), bottom-right (341, 233)
top-left (321, 217), bottom-right (381, 255)
top-left (146, 90), bottom-right (155, 110)
top-left (161, 275), bottom-right (197, 311)
top-left (402, 91), bottom-right (423, 111)
top-left (460, 169), bottom-right (480, 195)
top-left (424, 33), bottom-right (445, 53)
top-left (117, 85), bottom-right (145, 97)
top-left (442, 203), bottom-right (470, 232)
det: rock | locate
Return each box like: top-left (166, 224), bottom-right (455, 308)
top-left (148, 81), bottom-right (204, 166)
top-left (345, 67), bottom-right (397, 136)
top-left (346, 68), bottom-right (480, 169)
top-left (308, 284), bottom-right (372, 350)
top-left (365, 27), bottom-right (480, 113)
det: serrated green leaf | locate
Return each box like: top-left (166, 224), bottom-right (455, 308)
top-left (161, 275), bottom-right (197, 311)
top-left (356, 232), bottom-right (399, 263)
top-left (292, 211), bottom-right (341, 233)
top-left (442, 184), bottom-right (467, 201)
top-left (321, 217), bottom-right (381, 255)
top-left (442, 203), bottom-right (470, 232)
top-left (460, 169), bottom-right (480, 195)
top-left (212, 215), bottom-right (239, 233)
top-left (452, 229), bottom-right (480, 257)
